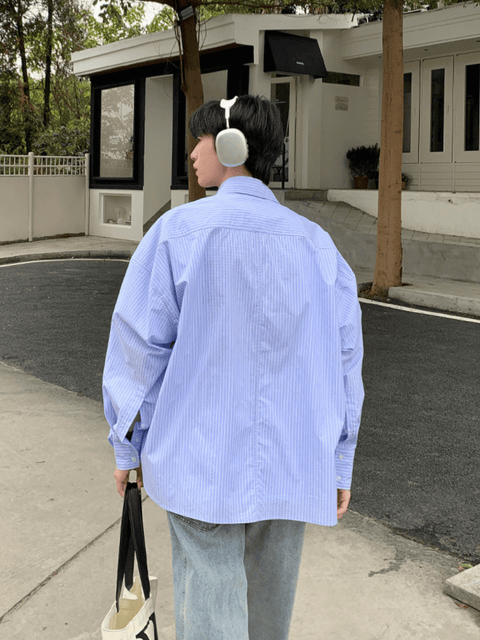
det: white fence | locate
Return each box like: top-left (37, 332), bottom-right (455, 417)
top-left (0, 152), bottom-right (90, 244)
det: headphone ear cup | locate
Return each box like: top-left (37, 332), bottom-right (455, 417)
top-left (215, 129), bottom-right (249, 167)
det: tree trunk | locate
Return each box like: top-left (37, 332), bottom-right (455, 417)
top-left (370, 0), bottom-right (404, 297)
top-left (13, 0), bottom-right (33, 152)
top-left (176, 1), bottom-right (205, 203)
top-left (43, 0), bottom-right (53, 128)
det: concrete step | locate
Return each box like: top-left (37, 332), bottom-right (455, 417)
top-left (283, 189), bottom-right (328, 202)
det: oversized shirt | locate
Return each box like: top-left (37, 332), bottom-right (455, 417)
top-left (103, 176), bottom-right (364, 526)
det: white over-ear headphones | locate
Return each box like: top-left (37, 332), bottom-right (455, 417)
top-left (215, 96), bottom-right (249, 167)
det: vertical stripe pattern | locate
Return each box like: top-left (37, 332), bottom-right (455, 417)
top-left (103, 177), bottom-right (364, 526)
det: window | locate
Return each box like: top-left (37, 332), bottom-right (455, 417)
top-left (270, 79), bottom-right (294, 186)
top-left (430, 68), bottom-right (445, 153)
top-left (403, 72), bottom-right (412, 154)
top-left (91, 77), bottom-right (145, 189)
top-left (99, 84), bottom-right (135, 178)
top-left (453, 53), bottom-right (480, 163)
top-left (465, 63), bottom-right (480, 152)
top-left (420, 56), bottom-right (453, 163)
top-left (322, 72), bottom-right (360, 87)
top-left (402, 61), bottom-right (420, 164)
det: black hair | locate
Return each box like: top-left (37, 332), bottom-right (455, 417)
top-left (189, 94), bottom-right (284, 186)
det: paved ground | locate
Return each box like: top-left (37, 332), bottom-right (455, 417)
top-left (354, 301), bottom-right (480, 562)
top-left (0, 259), bottom-right (126, 399)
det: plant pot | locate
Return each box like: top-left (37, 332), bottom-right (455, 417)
top-left (354, 176), bottom-right (369, 189)
top-left (402, 181), bottom-right (407, 190)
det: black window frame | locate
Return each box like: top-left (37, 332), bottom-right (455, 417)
top-left (87, 45), bottom-right (252, 191)
top-left (90, 75), bottom-right (146, 190)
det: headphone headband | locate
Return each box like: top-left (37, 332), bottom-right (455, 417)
top-left (220, 97), bottom-right (238, 128)
top-left (216, 96), bottom-right (249, 167)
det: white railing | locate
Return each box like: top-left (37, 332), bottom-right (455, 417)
top-left (0, 154), bottom-right (29, 176)
top-left (0, 152), bottom-right (90, 242)
top-left (0, 153), bottom-right (87, 176)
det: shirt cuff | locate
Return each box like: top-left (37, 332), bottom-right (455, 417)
top-left (110, 425), bottom-right (145, 470)
top-left (335, 449), bottom-right (354, 490)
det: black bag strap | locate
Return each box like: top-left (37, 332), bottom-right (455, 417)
top-left (115, 483), bottom-right (151, 612)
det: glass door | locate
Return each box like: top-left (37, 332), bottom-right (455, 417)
top-left (270, 77), bottom-right (296, 188)
top-left (402, 61), bottom-right (420, 164)
top-left (454, 52), bottom-right (480, 163)
top-left (420, 56), bottom-right (453, 163)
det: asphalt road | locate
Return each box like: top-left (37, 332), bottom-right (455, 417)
top-left (1, 259), bottom-right (479, 562)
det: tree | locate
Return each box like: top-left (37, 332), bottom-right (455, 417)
top-left (43, 0), bottom-right (53, 127)
top-left (1, 0), bottom-right (36, 151)
top-left (370, 0), bottom-right (403, 295)
top-left (0, 0), bottom-right (80, 152)
top-left (0, 0), bottom-right (135, 155)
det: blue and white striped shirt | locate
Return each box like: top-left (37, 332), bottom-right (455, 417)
top-left (103, 177), bottom-right (364, 526)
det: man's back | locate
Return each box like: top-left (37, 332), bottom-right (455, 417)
top-left (104, 177), bottom-right (363, 526)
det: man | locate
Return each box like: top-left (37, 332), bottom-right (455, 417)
top-left (103, 94), bottom-right (364, 640)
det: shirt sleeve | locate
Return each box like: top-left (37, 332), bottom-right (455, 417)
top-left (334, 253), bottom-right (365, 490)
top-left (102, 253), bottom-right (178, 471)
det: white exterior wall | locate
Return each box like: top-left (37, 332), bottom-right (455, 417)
top-left (247, 36), bottom-right (270, 99)
top-left (0, 178), bottom-right (29, 243)
top-left (328, 189), bottom-right (480, 239)
top-left (33, 178), bottom-right (85, 238)
top-left (317, 32), bottom-right (381, 190)
top-left (144, 76), bottom-right (174, 224)
top-left (0, 176), bottom-right (85, 244)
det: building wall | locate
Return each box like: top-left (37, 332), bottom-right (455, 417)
top-left (248, 29), bottom-right (373, 191)
top-left (144, 76), bottom-right (174, 225)
top-left (317, 32), bottom-right (381, 190)
top-left (294, 74), bottom-right (320, 189)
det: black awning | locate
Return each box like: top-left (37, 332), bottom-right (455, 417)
top-left (264, 31), bottom-right (327, 79)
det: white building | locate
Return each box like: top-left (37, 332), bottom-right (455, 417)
top-left (72, 4), bottom-right (480, 241)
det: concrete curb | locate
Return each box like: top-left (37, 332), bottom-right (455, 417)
top-left (0, 250), bottom-right (134, 266)
top-left (444, 563), bottom-right (480, 610)
top-left (389, 286), bottom-right (480, 317)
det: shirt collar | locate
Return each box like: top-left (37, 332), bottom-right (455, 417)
top-left (217, 176), bottom-right (278, 203)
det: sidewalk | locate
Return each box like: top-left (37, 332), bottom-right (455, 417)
top-left (1, 360), bottom-right (480, 639)
top-left (1, 232), bottom-right (480, 638)
top-left (0, 235), bottom-right (139, 265)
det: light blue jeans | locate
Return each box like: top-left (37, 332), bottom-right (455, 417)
top-left (166, 512), bottom-right (306, 640)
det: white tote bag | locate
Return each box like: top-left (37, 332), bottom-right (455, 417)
top-left (101, 483), bottom-right (159, 640)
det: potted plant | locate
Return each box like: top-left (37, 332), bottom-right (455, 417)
top-left (346, 144), bottom-right (380, 189)
top-left (402, 173), bottom-right (411, 190)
